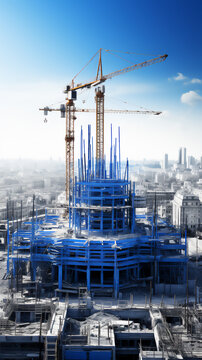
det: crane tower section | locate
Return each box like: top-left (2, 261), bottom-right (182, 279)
top-left (95, 86), bottom-right (105, 161)
top-left (65, 99), bottom-right (75, 203)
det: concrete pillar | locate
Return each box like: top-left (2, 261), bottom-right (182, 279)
top-left (30, 312), bottom-right (35, 322)
top-left (12, 260), bottom-right (16, 278)
top-left (15, 311), bottom-right (21, 323)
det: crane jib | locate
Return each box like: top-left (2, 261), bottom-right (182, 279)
top-left (68, 54), bottom-right (168, 90)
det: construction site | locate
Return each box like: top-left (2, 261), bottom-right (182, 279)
top-left (1, 49), bottom-right (202, 359)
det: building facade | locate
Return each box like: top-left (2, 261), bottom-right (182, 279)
top-left (172, 190), bottom-right (202, 232)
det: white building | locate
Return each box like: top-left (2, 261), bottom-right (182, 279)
top-left (172, 190), bottom-right (202, 231)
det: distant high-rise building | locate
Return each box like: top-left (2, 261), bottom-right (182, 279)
top-left (182, 147), bottom-right (187, 168)
top-left (188, 155), bottom-right (196, 168)
top-left (178, 148), bottom-right (182, 165)
top-left (178, 147), bottom-right (187, 168)
top-left (163, 153), bottom-right (168, 169)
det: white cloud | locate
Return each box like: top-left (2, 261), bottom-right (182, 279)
top-left (190, 78), bottom-right (202, 84)
top-left (173, 72), bottom-right (187, 81)
top-left (170, 73), bottom-right (202, 85)
top-left (181, 90), bottom-right (202, 105)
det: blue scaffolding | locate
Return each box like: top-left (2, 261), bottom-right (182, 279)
top-left (8, 125), bottom-right (187, 298)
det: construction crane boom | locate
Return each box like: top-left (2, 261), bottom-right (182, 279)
top-left (66, 51), bottom-right (168, 92)
top-left (103, 54), bottom-right (168, 81)
top-left (40, 107), bottom-right (162, 116)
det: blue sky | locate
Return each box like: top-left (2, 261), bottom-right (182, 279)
top-left (0, 0), bottom-right (202, 161)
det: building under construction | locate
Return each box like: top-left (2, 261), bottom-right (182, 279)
top-left (2, 124), bottom-right (194, 360)
top-left (1, 50), bottom-right (201, 359)
top-left (7, 123), bottom-right (187, 300)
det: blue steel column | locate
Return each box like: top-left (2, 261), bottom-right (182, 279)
top-left (114, 246), bottom-right (119, 298)
top-left (118, 126), bottom-right (121, 178)
top-left (31, 211), bottom-right (36, 282)
top-left (7, 219), bottom-right (10, 274)
top-left (185, 230), bottom-right (187, 256)
top-left (112, 187), bottom-right (114, 233)
top-left (58, 265), bottom-right (62, 290)
top-left (184, 230), bottom-right (187, 283)
top-left (110, 124), bottom-right (113, 178)
top-left (87, 242), bottom-right (90, 291)
top-left (31, 262), bottom-right (36, 281)
top-left (131, 182), bottom-right (136, 233)
top-left (101, 190), bottom-right (103, 232)
top-left (114, 269), bottom-right (119, 299)
top-left (101, 246), bottom-right (104, 286)
top-left (88, 183), bottom-right (90, 233)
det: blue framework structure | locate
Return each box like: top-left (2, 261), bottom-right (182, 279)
top-left (8, 125), bottom-right (187, 298)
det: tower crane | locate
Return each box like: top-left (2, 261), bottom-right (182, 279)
top-left (40, 49), bottom-right (168, 203)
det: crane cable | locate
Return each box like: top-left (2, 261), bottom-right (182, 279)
top-left (71, 49), bottom-right (100, 85)
top-left (104, 49), bottom-right (162, 57)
